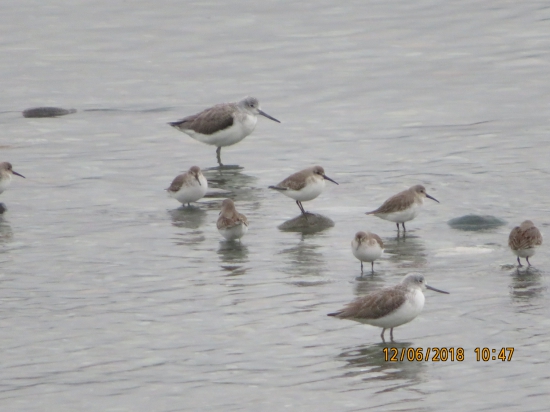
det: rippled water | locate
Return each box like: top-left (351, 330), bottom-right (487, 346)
top-left (1, 1), bottom-right (550, 411)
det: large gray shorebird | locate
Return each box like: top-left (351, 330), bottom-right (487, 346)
top-left (169, 96), bottom-right (280, 166)
top-left (328, 273), bottom-right (448, 342)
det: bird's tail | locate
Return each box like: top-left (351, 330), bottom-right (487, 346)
top-left (268, 185), bottom-right (287, 191)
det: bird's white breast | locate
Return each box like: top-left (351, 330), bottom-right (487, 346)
top-left (377, 203), bottom-right (421, 223)
top-left (186, 113), bottom-right (257, 147)
top-left (352, 239), bottom-right (383, 262)
top-left (219, 223), bottom-right (248, 240)
top-left (362, 289), bottom-right (425, 328)
top-left (282, 176), bottom-right (325, 202)
top-left (169, 175), bottom-right (208, 204)
top-left (0, 173), bottom-right (12, 195)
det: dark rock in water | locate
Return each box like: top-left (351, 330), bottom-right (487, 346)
top-left (448, 215), bottom-right (506, 231)
top-left (278, 213), bottom-right (334, 233)
top-left (0, 203), bottom-right (6, 214)
top-left (22, 107), bottom-right (77, 118)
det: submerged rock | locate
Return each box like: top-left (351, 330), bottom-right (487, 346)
top-left (448, 214), bottom-right (506, 231)
top-left (22, 107), bottom-right (77, 118)
top-left (278, 213), bottom-right (334, 233)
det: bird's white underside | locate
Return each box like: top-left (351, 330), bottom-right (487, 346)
top-left (0, 173), bottom-right (12, 195)
top-left (356, 289), bottom-right (425, 329)
top-left (219, 223), bottom-right (248, 240)
top-left (375, 202), bottom-right (421, 223)
top-left (513, 247), bottom-right (538, 258)
top-left (168, 175), bottom-right (208, 204)
top-left (280, 177), bottom-right (325, 202)
top-left (184, 114), bottom-right (257, 147)
top-left (352, 239), bottom-right (384, 262)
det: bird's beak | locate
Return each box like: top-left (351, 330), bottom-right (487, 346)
top-left (426, 284), bottom-right (449, 294)
top-left (426, 194), bottom-right (439, 203)
top-left (323, 174), bottom-right (339, 185)
top-left (195, 175), bottom-right (201, 186)
top-left (12, 171), bottom-right (25, 178)
top-left (258, 109), bottom-right (281, 123)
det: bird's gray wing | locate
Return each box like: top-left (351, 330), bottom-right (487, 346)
top-left (169, 103), bottom-right (235, 135)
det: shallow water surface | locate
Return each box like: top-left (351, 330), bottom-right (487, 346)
top-left (1, 1), bottom-right (550, 411)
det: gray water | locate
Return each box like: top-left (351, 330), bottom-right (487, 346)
top-left (1, 1), bottom-right (550, 411)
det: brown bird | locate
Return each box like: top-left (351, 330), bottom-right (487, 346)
top-left (217, 199), bottom-right (249, 241)
top-left (165, 166), bottom-right (208, 206)
top-left (351, 231), bottom-right (384, 275)
top-left (508, 220), bottom-right (543, 266)
top-left (366, 184), bottom-right (439, 232)
top-left (269, 166), bottom-right (338, 215)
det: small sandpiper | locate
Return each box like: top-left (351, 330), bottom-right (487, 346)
top-left (269, 166), bottom-right (338, 215)
top-left (508, 220), bottom-right (543, 267)
top-left (352, 231), bottom-right (384, 275)
top-left (0, 162), bottom-right (25, 195)
top-left (169, 96), bottom-right (280, 166)
top-left (217, 199), bottom-right (248, 241)
top-left (366, 184), bottom-right (439, 232)
top-left (165, 166), bottom-right (208, 207)
top-left (328, 273), bottom-right (449, 342)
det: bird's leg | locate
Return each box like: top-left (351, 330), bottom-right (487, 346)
top-left (360, 261), bottom-right (364, 276)
top-left (526, 257), bottom-right (532, 266)
top-left (216, 147), bottom-right (223, 166)
top-left (396, 223), bottom-right (400, 232)
top-left (390, 328), bottom-right (394, 342)
top-left (517, 257), bottom-right (523, 267)
top-left (296, 200), bottom-right (306, 215)
top-left (371, 261), bottom-right (374, 274)
top-left (380, 328), bottom-right (386, 343)
top-left (402, 223), bottom-right (406, 232)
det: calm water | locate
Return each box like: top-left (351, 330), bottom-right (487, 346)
top-left (1, 1), bottom-right (550, 411)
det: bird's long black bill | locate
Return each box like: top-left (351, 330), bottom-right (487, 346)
top-left (426, 284), bottom-right (449, 294)
top-left (323, 175), bottom-right (339, 185)
top-left (426, 194), bottom-right (439, 203)
top-left (195, 176), bottom-right (202, 186)
top-left (258, 109), bottom-right (281, 123)
top-left (12, 171), bottom-right (25, 178)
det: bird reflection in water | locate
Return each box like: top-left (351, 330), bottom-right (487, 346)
top-left (0, 217), bottom-right (13, 245)
top-left (383, 234), bottom-right (427, 269)
top-left (336, 342), bottom-right (425, 384)
top-left (202, 167), bottom-right (259, 203)
top-left (279, 234), bottom-right (329, 283)
top-left (218, 240), bottom-right (249, 276)
top-left (509, 266), bottom-right (545, 303)
top-left (168, 207), bottom-right (207, 230)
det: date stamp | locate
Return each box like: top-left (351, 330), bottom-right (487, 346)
top-left (382, 347), bottom-right (515, 362)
